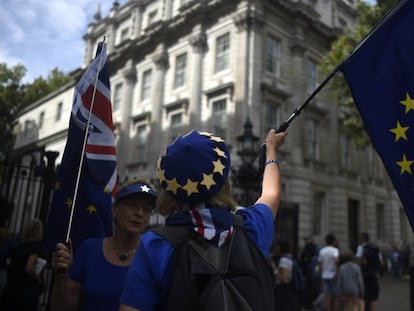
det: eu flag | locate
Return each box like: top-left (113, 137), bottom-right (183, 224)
top-left (341, 0), bottom-right (414, 230)
top-left (45, 42), bottom-right (117, 252)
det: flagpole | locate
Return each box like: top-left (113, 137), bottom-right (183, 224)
top-left (257, 0), bottom-right (406, 175)
top-left (65, 37), bottom-right (107, 243)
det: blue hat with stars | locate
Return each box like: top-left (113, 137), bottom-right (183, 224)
top-left (157, 130), bottom-right (231, 204)
top-left (115, 182), bottom-right (157, 203)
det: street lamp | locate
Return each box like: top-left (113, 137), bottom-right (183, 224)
top-left (235, 117), bottom-right (260, 206)
top-left (237, 117), bottom-right (259, 168)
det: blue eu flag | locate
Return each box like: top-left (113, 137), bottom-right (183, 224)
top-left (341, 0), bottom-right (414, 230)
top-left (45, 43), bottom-right (117, 252)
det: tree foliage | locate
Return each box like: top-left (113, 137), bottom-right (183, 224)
top-left (0, 64), bottom-right (71, 158)
top-left (319, 0), bottom-right (395, 146)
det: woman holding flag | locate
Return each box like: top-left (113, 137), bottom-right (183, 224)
top-left (50, 179), bottom-right (157, 311)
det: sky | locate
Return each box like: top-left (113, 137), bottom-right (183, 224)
top-left (0, 0), bottom-right (127, 83)
top-left (0, 0), bottom-right (376, 83)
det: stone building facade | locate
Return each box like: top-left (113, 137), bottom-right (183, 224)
top-left (12, 0), bottom-right (412, 253)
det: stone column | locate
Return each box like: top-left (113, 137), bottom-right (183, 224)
top-left (189, 25), bottom-right (208, 129)
top-left (117, 61), bottom-right (137, 177)
top-left (107, 2), bottom-right (120, 52)
top-left (149, 45), bottom-right (169, 165)
top-left (164, 0), bottom-right (173, 20)
top-left (131, 3), bottom-right (143, 39)
top-left (288, 22), bottom-right (307, 165)
top-left (233, 2), bottom-right (264, 136)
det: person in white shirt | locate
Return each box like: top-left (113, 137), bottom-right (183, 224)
top-left (318, 233), bottom-right (339, 311)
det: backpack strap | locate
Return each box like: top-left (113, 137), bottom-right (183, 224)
top-left (152, 225), bottom-right (191, 248)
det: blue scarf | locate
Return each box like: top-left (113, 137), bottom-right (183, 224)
top-left (165, 203), bottom-right (234, 247)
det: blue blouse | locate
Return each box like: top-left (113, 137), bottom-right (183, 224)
top-left (69, 238), bottom-right (129, 311)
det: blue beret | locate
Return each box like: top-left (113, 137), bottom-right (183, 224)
top-left (157, 130), bottom-right (231, 204)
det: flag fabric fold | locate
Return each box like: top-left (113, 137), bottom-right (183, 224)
top-left (45, 42), bottom-right (116, 252)
top-left (340, 0), bottom-right (414, 230)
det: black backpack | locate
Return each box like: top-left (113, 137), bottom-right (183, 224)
top-left (362, 243), bottom-right (381, 273)
top-left (152, 214), bottom-right (275, 311)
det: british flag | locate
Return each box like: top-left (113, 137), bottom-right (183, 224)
top-left (45, 42), bottom-right (117, 253)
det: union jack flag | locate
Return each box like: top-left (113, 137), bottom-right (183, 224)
top-left (45, 42), bottom-right (117, 252)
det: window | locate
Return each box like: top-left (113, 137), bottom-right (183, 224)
top-left (136, 125), bottom-right (147, 162)
top-left (340, 135), bottom-right (350, 169)
top-left (266, 36), bottom-right (281, 77)
top-left (170, 113), bottom-right (183, 142)
top-left (368, 146), bottom-right (379, 178)
top-left (148, 10), bottom-right (158, 26)
top-left (376, 203), bottom-right (385, 240)
top-left (120, 28), bottom-right (129, 42)
top-left (174, 53), bottom-right (187, 89)
top-left (24, 120), bottom-right (30, 135)
top-left (265, 102), bottom-right (281, 134)
top-left (55, 102), bottom-right (63, 122)
top-left (113, 83), bottom-right (123, 111)
top-left (39, 111), bottom-right (45, 129)
top-left (306, 119), bottom-right (319, 160)
top-left (215, 33), bottom-right (230, 73)
top-left (307, 59), bottom-right (317, 94)
top-left (312, 191), bottom-right (325, 236)
top-left (212, 99), bottom-right (227, 139)
top-left (141, 69), bottom-right (152, 101)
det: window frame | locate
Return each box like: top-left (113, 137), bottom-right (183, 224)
top-left (215, 33), bottom-right (230, 73)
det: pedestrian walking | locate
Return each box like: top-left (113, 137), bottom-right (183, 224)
top-left (389, 245), bottom-right (400, 280)
top-left (274, 241), bottom-right (303, 311)
top-left (356, 232), bottom-right (383, 311)
top-left (338, 250), bottom-right (364, 311)
top-left (318, 233), bottom-right (340, 311)
top-left (300, 235), bottom-right (321, 309)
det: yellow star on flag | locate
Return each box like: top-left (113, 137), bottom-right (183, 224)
top-left (389, 121), bottom-right (409, 142)
top-left (396, 154), bottom-right (413, 175)
top-left (199, 131), bottom-right (213, 137)
top-left (200, 173), bottom-right (216, 190)
top-left (400, 93), bottom-right (414, 114)
top-left (212, 159), bottom-right (225, 175)
top-left (55, 181), bottom-right (61, 190)
top-left (166, 177), bottom-right (180, 194)
top-left (158, 169), bottom-right (166, 183)
top-left (214, 147), bottom-right (227, 158)
top-left (182, 179), bottom-right (199, 196)
top-left (87, 204), bottom-right (97, 214)
top-left (65, 197), bottom-right (73, 209)
top-left (104, 186), bottom-right (110, 194)
top-left (210, 136), bottom-right (225, 143)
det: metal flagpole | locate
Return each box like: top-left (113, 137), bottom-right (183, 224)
top-left (65, 36), bottom-right (107, 243)
top-left (257, 0), bottom-right (406, 175)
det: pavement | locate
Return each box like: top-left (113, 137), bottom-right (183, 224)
top-left (377, 273), bottom-right (410, 311)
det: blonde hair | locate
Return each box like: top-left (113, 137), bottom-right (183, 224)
top-left (157, 179), bottom-right (237, 216)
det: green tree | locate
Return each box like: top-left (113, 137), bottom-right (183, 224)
top-left (319, 0), bottom-right (395, 146)
top-left (24, 68), bottom-right (72, 105)
top-left (0, 63), bottom-right (71, 158)
top-left (0, 63), bottom-right (27, 158)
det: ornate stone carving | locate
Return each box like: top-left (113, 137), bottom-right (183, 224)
top-left (189, 32), bottom-right (208, 53)
top-left (153, 50), bottom-right (169, 70)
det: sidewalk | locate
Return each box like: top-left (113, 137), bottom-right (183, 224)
top-left (378, 273), bottom-right (410, 311)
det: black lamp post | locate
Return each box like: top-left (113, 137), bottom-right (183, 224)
top-left (236, 117), bottom-right (260, 206)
